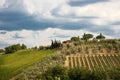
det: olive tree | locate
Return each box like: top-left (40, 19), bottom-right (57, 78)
top-left (82, 33), bottom-right (93, 42)
top-left (96, 33), bottom-right (105, 40)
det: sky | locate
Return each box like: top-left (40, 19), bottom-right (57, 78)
top-left (0, 0), bottom-right (120, 49)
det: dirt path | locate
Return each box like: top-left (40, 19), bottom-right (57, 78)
top-left (65, 56), bottom-right (69, 67)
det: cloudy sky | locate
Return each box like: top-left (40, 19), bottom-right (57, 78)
top-left (0, 0), bottom-right (120, 48)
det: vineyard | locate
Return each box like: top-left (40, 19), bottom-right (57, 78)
top-left (65, 54), bottom-right (120, 70)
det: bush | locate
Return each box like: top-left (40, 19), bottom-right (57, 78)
top-left (42, 66), bottom-right (69, 80)
top-left (68, 67), bottom-right (92, 80)
top-left (108, 68), bottom-right (120, 80)
top-left (92, 69), bottom-right (108, 80)
top-left (41, 66), bottom-right (120, 80)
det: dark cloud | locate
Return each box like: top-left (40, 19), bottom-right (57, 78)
top-left (0, 0), bottom-right (118, 39)
top-left (0, 0), bottom-right (57, 31)
top-left (68, 0), bottom-right (110, 6)
top-left (0, 9), bottom-right (95, 31)
top-left (0, 31), bottom-right (6, 34)
top-left (111, 21), bottom-right (120, 25)
top-left (0, 0), bottom-right (98, 31)
top-left (0, 11), bottom-right (56, 31)
top-left (0, 9), bottom-right (116, 38)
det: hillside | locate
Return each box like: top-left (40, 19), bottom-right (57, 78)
top-left (0, 49), bottom-right (55, 80)
top-left (14, 39), bottom-right (120, 80)
top-left (1, 39), bottom-right (120, 80)
top-left (63, 39), bottom-right (120, 70)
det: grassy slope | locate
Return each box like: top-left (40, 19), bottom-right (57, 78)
top-left (0, 49), bottom-right (55, 80)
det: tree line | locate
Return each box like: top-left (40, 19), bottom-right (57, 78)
top-left (32, 40), bottom-right (62, 50)
top-left (71, 33), bottom-right (105, 42)
top-left (2, 39), bottom-right (61, 54)
top-left (5, 44), bottom-right (27, 54)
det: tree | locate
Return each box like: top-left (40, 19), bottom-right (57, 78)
top-left (15, 44), bottom-right (21, 50)
top-left (5, 44), bottom-right (21, 54)
top-left (32, 46), bottom-right (38, 50)
top-left (51, 40), bottom-right (61, 49)
top-left (0, 49), bottom-right (4, 53)
top-left (82, 33), bottom-right (93, 42)
top-left (39, 46), bottom-right (44, 50)
top-left (21, 44), bottom-right (27, 49)
top-left (96, 33), bottom-right (105, 40)
top-left (43, 66), bottom-right (68, 80)
top-left (71, 36), bottom-right (80, 41)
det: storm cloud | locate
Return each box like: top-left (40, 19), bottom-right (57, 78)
top-left (0, 0), bottom-right (120, 48)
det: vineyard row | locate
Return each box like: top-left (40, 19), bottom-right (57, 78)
top-left (65, 54), bottom-right (120, 70)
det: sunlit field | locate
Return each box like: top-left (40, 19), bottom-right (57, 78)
top-left (0, 49), bottom-right (55, 80)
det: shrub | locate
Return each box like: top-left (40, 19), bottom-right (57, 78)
top-left (68, 67), bottom-right (92, 80)
top-left (108, 68), bottom-right (120, 80)
top-left (92, 69), bottom-right (108, 80)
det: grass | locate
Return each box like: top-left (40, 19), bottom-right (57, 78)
top-left (0, 49), bottom-right (55, 80)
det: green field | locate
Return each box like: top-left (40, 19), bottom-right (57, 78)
top-left (0, 49), bottom-right (55, 80)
